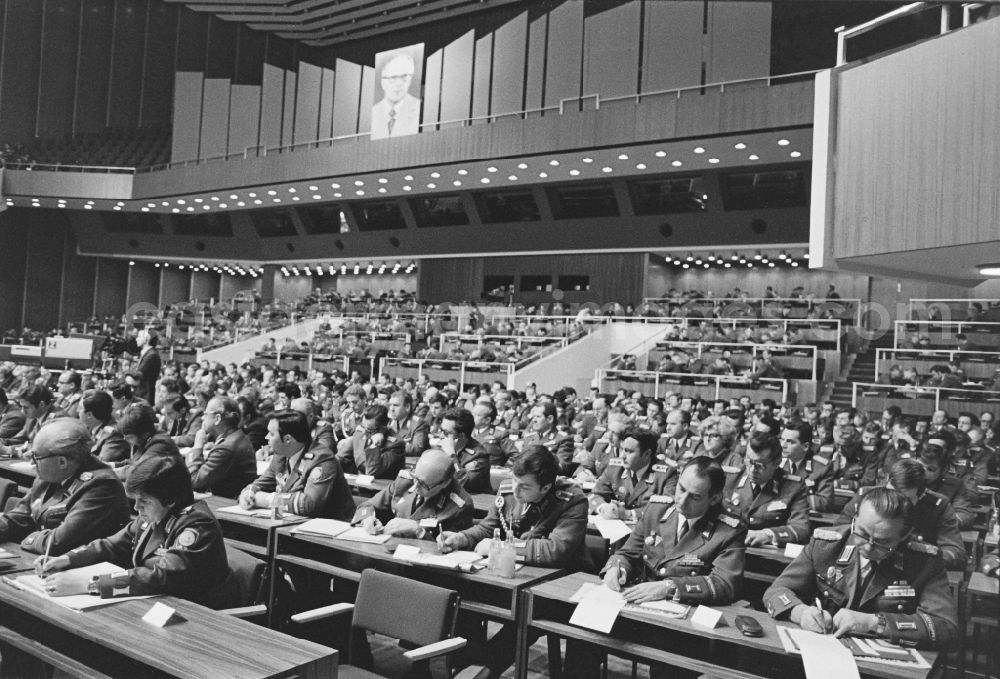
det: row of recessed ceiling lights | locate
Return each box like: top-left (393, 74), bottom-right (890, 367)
top-left (127, 261), bottom-right (263, 277)
top-left (279, 261), bottom-right (417, 277)
top-left (5, 138), bottom-right (803, 212)
top-left (666, 251), bottom-right (810, 270)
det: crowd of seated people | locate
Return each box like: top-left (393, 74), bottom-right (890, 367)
top-left (877, 362), bottom-right (1000, 391)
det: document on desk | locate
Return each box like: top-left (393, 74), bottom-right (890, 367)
top-left (392, 545), bottom-right (485, 570)
top-left (569, 584), bottom-right (626, 633)
top-left (776, 625), bottom-right (930, 668)
top-left (8, 562), bottom-right (154, 611)
top-left (786, 628), bottom-right (861, 679)
top-left (292, 518), bottom-right (354, 538)
top-left (590, 518), bottom-right (634, 543)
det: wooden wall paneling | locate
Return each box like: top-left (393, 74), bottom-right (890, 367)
top-left (159, 266), bottom-right (189, 307)
top-left (642, 1), bottom-right (703, 93)
top-left (171, 71), bottom-right (204, 162)
top-left (718, 85), bottom-right (770, 131)
top-left (107, 0), bottom-right (147, 128)
top-left (422, 49), bottom-right (443, 132)
top-left (0, 212), bottom-right (28, 331)
top-left (199, 78), bottom-right (231, 160)
top-left (524, 13), bottom-right (547, 117)
top-left (218, 274), bottom-right (244, 301)
top-left (36, 0), bottom-right (79, 138)
top-left (357, 65), bottom-right (374, 137)
top-left (471, 33), bottom-right (493, 125)
top-left (125, 261), bottom-right (160, 310)
top-left (705, 1), bottom-right (771, 84)
top-left (140, 0), bottom-right (179, 127)
top-left (439, 30), bottom-right (475, 130)
top-left (765, 80), bottom-right (814, 128)
top-left (281, 70), bottom-right (296, 146)
top-left (583, 1), bottom-right (641, 100)
top-left (75, 0), bottom-right (114, 135)
top-left (94, 259), bottom-right (129, 319)
top-left (543, 1), bottom-right (582, 109)
top-left (318, 68), bottom-right (335, 140)
top-left (228, 84), bottom-right (261, 156)
top-left (0, 0), bottom-right (43, 141)
top-left (190, 270), bottom-right (220, 302)
top-left (294, 62), bottom-right (322, 145)
top-left (331, 59), bottom-right (362, 137)
top-left (259, 63), bottom-right (285, 149)
top-left (417, 258), bottom-right (484, 304)
top-left (58, 230), bottom-right (97, 329)
top-left (490, 11), bottom-right (527, 119)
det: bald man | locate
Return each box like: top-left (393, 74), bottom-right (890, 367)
top-left (351, 448), bottom-right (474, 539)
top-left (0, 419), bottom-right (129, 555)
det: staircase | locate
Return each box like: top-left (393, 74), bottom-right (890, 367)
top-left (828, 331), bottom-right (896, 408)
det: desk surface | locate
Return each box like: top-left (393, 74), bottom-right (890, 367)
top-left (969, 571), bottom-right (999, 597)
top-left (0, 585), bottom-right (336, 679)
top-left (201, 493), bottom-right (308, 532)
top-left (0, 457), bottom-right (37, 485)
top-left (0, 542), bottom-right (40, 574)
top-left (528, 572), bottom-right (938, 679)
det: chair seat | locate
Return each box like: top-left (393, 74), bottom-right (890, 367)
top-left (339, 665), bottom-right (389, 679)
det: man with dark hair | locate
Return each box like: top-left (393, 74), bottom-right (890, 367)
top-left (779, 420), bottom-right (835, 512)
top-left (439, 407), bottom-right (491, 493)
top-left (239, 410), bottom-right (354, 519)
top-left (517, 401), bottom-right (574, 467)
top-left (591, 428), bottom-right (672, 522)
top-left (0, 418), bottom-right (129, 555)
top-left (471, 400), bottom-right (516, 467)
top-left (0, 384), bottom-right (67, 454)
top-left (602, 456), bottom-right (747, 605)
top-left (424, 392), bottom-right (449, 437)
top-left (764, 487), bottom-right (959, 650)
top-left (290, 396), bottom-right (334, 451)
top-left (339, 404), bottom-right (406, 478)
top-left (656, 408), bottom-right (700, 460)
top-left (353, 448), bottom-right (474, 538)
top-left (918, 443), bottom-right (976, 530)
top-left (172, 386), bottom-right (211, 448)
top-left (133, 328), bottom-right (161, 403)
top-left (387, 390), bottom-right (429, 457)
top-left (724, 434), bottom-right (810, 546)
top-left (187, 396), bottom-right (257, 498)
top-left (836, 459), bottom-right (966, 569)
top-left (79, 389), bottom-right (129, 464)
top-left (109, 381), bottom-right (142, 422)
top-left (54, 369), bottom-right (83, 418)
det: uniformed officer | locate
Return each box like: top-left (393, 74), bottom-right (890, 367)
top-left (337, 404), bottom-right (407, 479)
top-left (918, 443), bottom-right (976, 530)
top-left (763, 487), bottom-right (958, 650)
top-left (0, 418), bottom-right (129, 555)
top-left (656, 409), bottom-right (701, 461)
top-left (836, 459), bottom-right (966, 570)
top-left (386, 390), bottom-right (430, 457)
top-left (585, 413), bottom-right (628, 478)
top-left (439, 407), bottom-right (491, 493)
top-left (591, 429), bottom-right (672, 522)
top-left (724, 434), bottom-right (810, 546)
top-left (187, 396), bottom-right (257, 498)
top-left (78, 389), bottom-right (130, 465)
top-left (39, 455), bottom-right (239, 610)
top-left (699, 421), bottom-right (745, 486)
top-left (516, 403), bottom-right (575, 469)
top-left (353, 448), bottom-right (474, 538)
top-left (779, 421), bottom-right (835, 512)
top-left (290, 397), bottom-right (335, 451)
top-left (439, 444), bottom-right (591, 570)
top-left (601, 456), bottom-right (747, 606)
top-left (334, 384), bottom-right (367, 444)
top-left (239, 410), bottom-right (355, 520)
top-left (471, 401), bottom-right (516, 467)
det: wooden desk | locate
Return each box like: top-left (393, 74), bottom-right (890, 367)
top-left (0, 585), bottom-right (337, 678)
top-left (274, 527), bottom-right (562, 675)
top-left (521, 572), bottom-right (939, 679)
top-left (0, 541), bottom-right (41, 574)
top-left (0, 457), bottom-right (37, 488)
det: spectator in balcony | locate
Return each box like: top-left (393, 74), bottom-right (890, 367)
top-left (925, 365), bottom-right (963, 390)
top-left (877, 364), bottom-right (905, 386)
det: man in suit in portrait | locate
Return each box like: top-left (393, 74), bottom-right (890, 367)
top-left (371, 52), bottom-right (421, 140)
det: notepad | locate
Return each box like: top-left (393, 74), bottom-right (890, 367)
top-left (9, 562), bottom-right (154, 610)
top-left (776, 626), bottom-right (930, 668)
top-left (569, 583), bottom-right (626, 633)
top-left (590, 518), bottom-right (633, 543)
top-left (292, 518), bottom-right (354, 538)
top-left (787, 627), bottom-right (861, 679)
top-left (392, 545), bottom-right (485, 570)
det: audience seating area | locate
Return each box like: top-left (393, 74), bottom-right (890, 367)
top-left (17, 126), bottom-right (171, 169)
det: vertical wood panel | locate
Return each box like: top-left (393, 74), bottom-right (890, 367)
top-left (140, 0), bottom-right (178, 127)
top-left (642, 1), bottom-right (703, 92)
top-left (199, 78), bottom-right (230, 159)
top-left (0, 0), bottom-right (43, 141)
top-left (524, 14), bottom-right (547, 112)
top-left (294, 61), bottom-right (321, 145)
top-left (159, 267), bottom-right (189, 307)
top-left (59, 233), bottom-right (97, 329)
top-left (331, 59), bottom-right (362, 137)
top-left (0, 213), bottom-right (28, 331)
top-left (37, 0), bottom-right (79, 138)
top-left (228, 84), bottom-right (260, 155)
top-left (204, 15), bottom-right (237, 79)
top-left (191, 271), bottom-right (220, 302)
top-left (126, 261), bottom-right (159, 310)
top-left (107, 0), bottom-right (146, 128)
top-left (171, 71), bottom-right (203, 161)
top-left (23, 214), bottom-right (70, 331)
top-left (235, 25), bottom-right (266, 84)
top-left (75, 0), bottom-right (114, 135)
top-left (281, 70), bottom-right (296, 146)
top-left (544, 1), bottom-right (582, 107)
top-left (95, 259), bottom-right (129, 319)
top-left (439, 30), bottom-right (474, 129)
top-left (706, 1), bottom-right (771, 84)
top-left (175, 7), bottom-right (208, 71)
top-left (422, 49), bottom-right (443, 131)
top-left (318, 68), bottom-right (335, 139)
top-left (358, 65), bottom-right (375, 136)
top-left (259, 63), bottom-right (284, 148)
top-left (417, 258), bottom-right (484, 304)
top-left (490, 11), bottom-right (527, 118)
top-left (471, 33), bottom-right (492, 125)
top-left (583, 1), bottom-right (641, 99)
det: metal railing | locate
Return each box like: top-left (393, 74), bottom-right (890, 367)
top-left (640, 297), bottom-right (860, 326)
top-left (835, 2), bottom-right (949, 66)
top-left (379, 356), bottom-right (516, 391)
top-left (894, 320), bottom-right (1000, 350)
top-left (596, 368), bottom-right (788, 403)
top-left (0, 161), bottom-right (136, 174)
top-left (875, 348), bottom-right (1000, 381)
top-left (853, 381), bottom-right (1000, 418)
top-left (907, 298), bottom-right (1000, 322)
top-left (649, 340), bottom-right (819, 381)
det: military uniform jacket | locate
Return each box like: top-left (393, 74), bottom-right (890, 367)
top-left (603, 502), bottom-right (747, 605)
top-left (0, 456), bottom-right (129, 555)
top-left (819, 444), bottom-right (877, 491)
top-left (494, 408), bottom-right (521, 436)
top-left (588, 438), bottom-right (619, 478)
top-left (340, 427), bottom-right (407, 479)
top-left (591, 460), bottom-right (673, 521)
top-left (723, 469), bottom-right (810, 545)
top-left (657, 433), bottom-right (702, 462)
top-left (458, 477), bottom-right (592, 571)
top-left (8, 405), bottom-right (69, 446)
top-left (836, 489), bottom-right (967, 570)
top-left (947, 446), bottom-right (990, 496)
top-left (248, 444), bottom-right (355, 520)
top-left (519, 429), bottom-right (575, 465)
top-left (763, 525), bottom-right (959, 650)
top-left (472, 425), bottom-right (517, 467)
top-left (0, 405), bottom-right (26, 443)
top-left (93, 424), bottom-right (130, 465)
top-left (454, 438), bottom-right (491, 494)
top-left (781, 453), bottom-right (835, 513)
top-left (66, 500), bottom-right (239, 610)
top-left (929, 476), bottom-right (975, 530)
top-left (389, 416), bottom-right (430, 457)
top-left (187, 429), bottom-right (257, 498)
top-left (357, 471), bottom-right (474, 537)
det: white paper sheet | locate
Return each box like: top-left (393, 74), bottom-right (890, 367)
top-left (569, 584), bottom-right (626, 633)
top-left (786, 628), bottom-right (861, 679)
top-left (590, 517), bottom-right (633, 542)
top-left (13, 563), bottom-right (155, 611)
top-left (291, 518), bottom-right (354, 538)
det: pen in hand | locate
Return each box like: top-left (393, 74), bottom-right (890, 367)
top-left (814, 597), bottom-right (831, 633)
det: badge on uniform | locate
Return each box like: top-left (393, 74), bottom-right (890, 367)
top-left (176, 529), bottom-right (198, 548)
top-left (276, 473), bottom-right (288, 487)
top-left (836, 545), bottom-right (855, 565)
top-left (618, 486), bottom-right (627, 496)
top-left (766, 501), bottom-right (787, 511)
top-left (826, 566), bottom-right (845, 582)
top-left (779, 594), bottom-right (791, 606)
top-left (79, 471), bottom-right (93, 482)
top-left (644, 533), bottom-right (663, 547)
top-left (310, 468), bottom-right (325, 481)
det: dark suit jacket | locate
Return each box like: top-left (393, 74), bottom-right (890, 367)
top-left (135, 348), bottom-right (162, 402)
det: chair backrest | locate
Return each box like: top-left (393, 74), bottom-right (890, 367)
top-left (224, 545), bottom-right (267, 607)
top-left (352, 568), bottom-right (460, 648)
top-left (0, 478), bottom-right (16, 512)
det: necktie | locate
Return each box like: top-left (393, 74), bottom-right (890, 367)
top-left (387, 108), bottom-right (396, 136)
top-left (751, 484), bottom-right (761, 499)
top-left (678, 519), bottom-right (689, 542)
top-left (781, 458), bottom-right (792, 473)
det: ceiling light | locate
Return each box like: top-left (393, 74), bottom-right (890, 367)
top-left (686, 254), bottom-right (694, 261)
top-left (308, 186), bottom-right (318, 192)
top-left (353, 181), bottom-right (363, 187)
top-left (313, 194), bottom-right (322, 199)
top-left (708, 158), bottom-right (719, 164)
top-left (549, 160), bottom-right (559, 166)
top-left (377, 188), bottom-right (386, 193)
top-left (671, 161), bottom-right (682, 167)
top-left (287, 187), bottom-right (296, 193)
top-left (453, 180), bottom-right (462, 186)
top-left (404, 175), bottom-right (413, 181)
top-left (538, 172), bottom-right (547, 179)
top-left (734, 142), bottom-right (746, 150)
top-left (508, 175), bottom-right (518, 181)
top-left (682, 263), bottom-right (690, 269)
top-left (248, 192), bottom-right (257, 197)
top-left (636, 163), bottom-right (646, 170)
top-left (978, 264), bottom-right (1000, 276)
top-left (778, 139), bottom-right (790, 146)
top-left (724, 263), bottom-right (732, 268)
top-left (753, 251), bottom-right (762, 260)
top-left (356, 190), bottom-right (365, 195)
top-left (617, 154), bottom-right (628, 160)
top-left (458, 169), bottom-right (468, 175)
top-left (480, 178), bottom-right (490, 184)
top-left (517, 163), bottom-right (528, 170)
top-left (582, 158), bottom-right (593, 163)
top-left (487, 167), bottom-right (497, 173)
top-left (791, 262), bottom-right (799, 267)
top-left (177, 199), bottom-right (186, 205)
top-left (748, 154), bottom-right (759, 161)
top-left (790, 151), bottom-right (801, 158)
top-left (431, 172), bottom-right (440, 178)
top-left (602, 167), bottom-right (612, 173)
top-left (331, 183), bottom-right (340, 189)
top-left (171, 208), bottom-right (179, 213)
top-left (402, 186), bottom-right (412, 191)
top-left (655, 151), bottom-right (666, 158)
top-left (707, 253), bottom-right (716, 261)
top-left (427, 183), bottom-right (436, 189)
top-left (569, 170), bottom-right (580, 176)
top-left (377, 178), bottom-right (388, 184)
top-left (693, 147), bottom-right (705, 154)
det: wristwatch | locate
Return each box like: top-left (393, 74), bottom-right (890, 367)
top-left (87, 575), bottom-right (100, 596)
top-left (874, 613), bottom-right (887, 636)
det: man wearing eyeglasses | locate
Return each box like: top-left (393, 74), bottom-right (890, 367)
top-left (353, 447), bottom-right (474, 538)
top-left (54, 369), bottom-right (83, 418)
top-left (723, 434), bottom-right (810, 546)
top-left (187, 396), bottom-right (257, 498)
top-left (438, 407), bottom-right (491, 493)
top-left (371, 52), bottom-right (421, 140)
top-left (0, 418), bottom-right (129, 555)
top-left (764, 487), bottom-right (958, 650)
top-left (778, 421), bottom-right (835, 512)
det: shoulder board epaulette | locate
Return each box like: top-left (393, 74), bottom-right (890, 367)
top-left (304, 452), bottom-right (315, 459)
top-left (819, 445), bottom-right (835, 454)
top-left (498, 482), bottom-right (513, 494)
top-left (556, 490), bottom-right (573, 502)
top-left (397, 469), bottom-right (412, 480)
top-left (662, 458), bottom-right (678, 468)
top-left (180, 506), bottom-right (194, 515)
top-left (718, 513), bottom-right (740, 528)
top-left (813, 455), bottom-right (830, 466)
top-left (935, 496), bottom-right (942, 506)
top-left (907, 541), bottom-right (939, 556)
top-left (813, 528), bottom-right (842, 541)
top-left (449, 492), bottom-right (466, 507)
top-left (722, 465), bottom-right (742, 474)
top-left (649, 495), bottom-right (673, 504)
top-left (652, 464), bottom-right (669, 473)
top-left (608, 458), bottom-right (625, 468)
